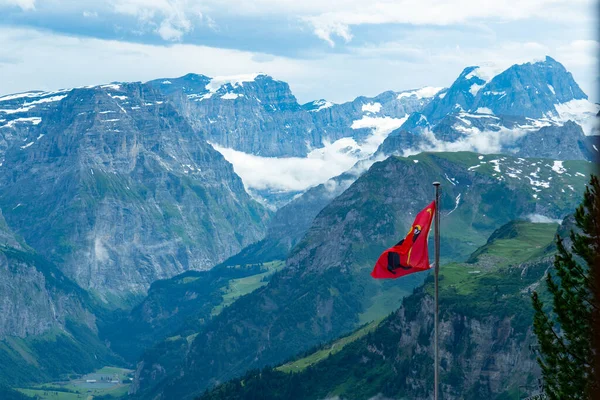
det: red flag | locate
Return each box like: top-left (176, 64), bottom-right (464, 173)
top-left (371, 201), bottom-right (436, 279)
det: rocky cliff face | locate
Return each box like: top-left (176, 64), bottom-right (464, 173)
top-left (0, 210), bottom-right (117, 386)
top-left (0, 82), bottom-right (270, 299)
top-left (0, 89), bottom-right (69, 161)
top-left (148, 74), bottom-right (437, 157)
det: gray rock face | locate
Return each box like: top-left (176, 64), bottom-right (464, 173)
top-left (0, 83), bottom-right (270, 299)
top-left (514, 121), bottom-right (590, 160)
top-left (148, 74), bottom-right (436, 157)
top-left (0, 210), bottom-right (93, 339)
top-left (0, 89), bottom-right (70, 162)
top-left (0, 251), bottom-right (95, 339)
top-left (473, 56), bottom-right (587, 118)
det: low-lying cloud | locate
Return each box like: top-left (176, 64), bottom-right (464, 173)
top-left (526, 214), bottom-right (562, 224)
top-left (211, 115), bottom-right (404, 193)
top-left (212, 139), bottom-right (364, 192)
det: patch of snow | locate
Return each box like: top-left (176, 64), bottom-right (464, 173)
top-left (593, 145), bottom-right (598, 152)
top-left (468, 165), bottom-right (480, 170)
top-left (478, 155), bottom-right (484, 160)
top-left (4, 117), bottom-right (42, 128)
top-left (438, 92), bottom-right (446, 99)
top-left (102, 119), bottom-right (120, 122)
top-left (447, 193), bottom-right (461, 215)
top-left (547, 84), bottom-right (555, 94)
top-left (108, 94), bottom-right (127, 101)
top-left (0, 106), bottom-right (36, 114)
top-left (0, 92), bottom-right (43, 102)
top-left (206, 73), bottom-right (261, 93)
top-left (23, 95), bottom-right (68, 106)
top-left (489, 159), bottom-right (501, 173)
top-left (362, 102), bottom-right (382, 113)
top-left (221, 93), bottom-right (244, 100)
top-left (551, 160), bottom-right (566, 174)
top-left (20, 141), bottom-right (34, 149)
top-left (575, 172), bottom-right (586, 177)
top-left (526, 176), bottom-right (550, 188)
top-left (308, 99), bottom-right (334, 112)
top-left (469, 83), bottom-right (485, 96)
top-left (465, 64), bottom-right (504, 83)
top-left (99, 111), bottom-right (114, 114)
top-left (101, 83), bottom-right (121, 90)
top-left (413, 160), bottom-right (419, 163)
top-left (37, 133), bottom-right (44, 140)
top-left (162, 80), bottom-right (172, 84)
top-left (475, 107), bottom-right (494, 115)
top-left (444, 173), bottom-right (457, 186)
top-left (482, 90), bottom-right (507, 99)
top-left (397, 87), bottom-right (443, 100)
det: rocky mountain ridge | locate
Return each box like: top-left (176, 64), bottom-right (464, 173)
top-left (380, 57), bottom-right (599, 161)
top-left (0, 82), bottom-right (270, 299)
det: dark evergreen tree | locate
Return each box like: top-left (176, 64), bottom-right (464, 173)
top-left (532, 175), bottom-right (600, 399)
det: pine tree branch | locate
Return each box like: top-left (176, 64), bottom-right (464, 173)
top-left (543, 301), bottom-right (591, 368)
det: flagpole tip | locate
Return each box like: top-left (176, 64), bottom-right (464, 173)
top-left (432, 182), bottom-right (441, 186)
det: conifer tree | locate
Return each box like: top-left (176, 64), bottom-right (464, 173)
top-left (532, 175), bottom-right (600, 399)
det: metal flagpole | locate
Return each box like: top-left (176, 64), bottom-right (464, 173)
top-left (433, 181), bottom-right (441, 400)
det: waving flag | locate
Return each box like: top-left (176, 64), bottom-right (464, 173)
top-left (371, 201), bottom-right (436, 279)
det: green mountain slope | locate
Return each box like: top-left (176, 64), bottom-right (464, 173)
top-left (101, 261), bottom-right (283, 363)
top-left (132, 152), bottom-right (590, 399)
top-left (198, 220), bottom-right (560, 400)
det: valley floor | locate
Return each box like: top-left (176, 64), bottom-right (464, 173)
top-left (16, 367), bottom-right (133, 400)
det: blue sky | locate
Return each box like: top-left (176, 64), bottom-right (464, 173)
top-left (0, 0), bottom-right (598, 103)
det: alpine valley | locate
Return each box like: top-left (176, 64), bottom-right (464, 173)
top-left (0, 56), bottom-right (597, 400)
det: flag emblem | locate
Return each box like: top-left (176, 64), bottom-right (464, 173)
top-left (371, 201), bottom-right (436, 279)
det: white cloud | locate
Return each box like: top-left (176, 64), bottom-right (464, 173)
top-left (401, 125), bottom-right (532, 157)
top-left (0, 26), bottom-right (597, 105)
top-left (526, 214), bottom-right (562, 224)
top-left (299, 0), bottom-right (594, 45)
top-left (210, 115), bottom-right (404, 192)
top-left (0, 0), bottom-right (35, 10)
top-left (211, 141), bottom-right (361, 192)
top-left (111, 0), bottom-right (201, 41)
